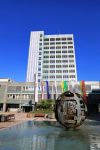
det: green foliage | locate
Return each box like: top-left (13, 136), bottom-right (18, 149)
top-left (36, 100), bottom-right (55, 110)
top-left (33, 109), bottom-right (53, 114)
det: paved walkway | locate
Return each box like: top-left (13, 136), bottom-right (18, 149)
top-left (0, 113), bottom-right (33, 130)
top-left (0, 113), bottom-right (56, 130)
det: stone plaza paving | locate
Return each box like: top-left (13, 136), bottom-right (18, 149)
top-left (0, 112), bottom-right (56, 129)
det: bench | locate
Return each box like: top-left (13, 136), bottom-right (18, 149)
top-left (1, 114), bottom-right (15, 122)
top-left (34, 113), bottom-right (45, 117)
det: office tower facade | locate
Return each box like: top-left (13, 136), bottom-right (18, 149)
top-left (26, 31), bottom-right (77, 83)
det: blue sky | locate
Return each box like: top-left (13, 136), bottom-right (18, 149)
top-left (0, 0), bottom-right (100, 81)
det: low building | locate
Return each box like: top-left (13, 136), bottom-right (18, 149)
top-left (0, 79), bottom-right (35, 112)
top-left (0, 79), bottom-right (100, 112)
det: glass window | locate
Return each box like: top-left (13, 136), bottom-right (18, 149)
top-left (56, 42), bottom-right (61, 44)
top-left (68, 50), bottom-right (73, 53)
top-left (39, 52), bottom-right (42, 55)
top-left (50, 76), bottom-right (55, 78)
top-left (50, 47), bottom-right (55, 49)
top-left (43, 65), bottom-right (49, 68)
top-left (56, 65), bottom-right (61, 68)
top-left (56, 38), bottom-right (60, 41)
top-left (38, 57), bottom-right (41, 60)
top-left (50, 55), bottom-right (55, 58)
top-left (38, 73), bottom-right (41, 76)
top-left (50, 38), bottom-right (55, 41)
top-left (86, 85), bottom-right (91, 91)
top-left (39, 43), bottom-right (42, 46)
top-left (63, 75), bottom-right (69, 78)
top-left (44, 47), bottom-right (49, 49)
top-left (69, 65), bottom-right (75, 67)
top-left (50, 60), bottom-right (55, 63)
top-left (44, 43), bottom-right (49, 45)
top-left (56, 60), bottom-right (61, 63)
top-left (69, 70), bottom-right (75, 73)
top-left (44, 38), bottom-right (49, 41)
top-left (62, 42), bottom-right (67, 44)
top-left (40, 34), bottom-right (42, 37)
top-left (43, 76), bottom-right (48, 79)
top-left (44, 56), bottom-right (49, 58)
top-left (62, 55), bottom-right (67, 58)
top-left (50, 65), bottom-right (55, 68)
top-left (62, 46), bottom-right (67, 49)
top-left (56, 70), bottom-right (62, 73)
top-left (63, 70), bottom-right (68, 73)
top-left (50, 51), bottom-right (55, 53)
top-left (56, 46), bottom-right (61, 49)
top-left (69, 60), bottom-right (74, 62)
top-left (62, 60), bottom-right (68, 63)
top-left (39, 47), bottom-right (42, 50)
top-left (56, 51), bottom-right (61, 53)
top-left (68, 42), bottom-right (73, 44)
top-left (63, 65), bottom-right (68, 68)
top-left (43, 60), bottom-right (49, 63)
top-left (68, 46), bottom-right (73, 49)
top-left (50, 42), bottom-right (55, 45)
top-left (62, 38), bottom-right (66, 41)
top-left (38, 68), bottom-right (41, 71)
top-left (67, 37), bottom-right (72, 40)
top-left (56, 75), bottom-right (62, 78)
top-left (44, 51), bottom-right (49, 54)
top-left (68, 55), bottom-right (74, 58)
top-left (40, 38), bottom-right (42, 41)
top-left (70, 75), bottom-right (75, 78)
top-left (62, 51), bottom-right (67, 53)
top-left (50, 70), bottom-right (55, 73)
top-left (43, 70), bottom-right (48, 73)
top-left (56, 55), bottom-right (61, 58)
top-left (38, 79), bottom-right (40, 82)
top-left (38, 62), bottom-right (41, 65)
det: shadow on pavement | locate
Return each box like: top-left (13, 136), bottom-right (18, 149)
top-left (87, 112), bottom-right (100, 121)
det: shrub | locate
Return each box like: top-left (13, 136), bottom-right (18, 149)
top-left (36, 100), bottom-right (55, 110)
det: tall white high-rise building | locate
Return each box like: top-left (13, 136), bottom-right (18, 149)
top-left (26, 31), bottom-right (77, 83)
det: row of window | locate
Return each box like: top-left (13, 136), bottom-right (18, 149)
top-left (44, 46), bottom-right (73, 49)
top-left (43, 60), bottom-right (69, 63)
top-left (44, 42), bottom-right (73, 45)
top-left (43, 55), bottom-right (74, 58)
top-left (8, 94), bottom-right (33, 100)
top-left (43, 60), bottom-right (74, 63)
top-left (43, 65), bottom-right (75, 68)
top-left (44, 37), bottom-right (72, 41)
top-left (43, 70), bottom-right (75, 73)
top-left (44, 50), bottom-right (73, 54)
top-left (39, 46), bottom-right (73, 50)
top-left (8, 86), bottom-right (34, 92)
top-left (43, 75), bottom-right (76, 79)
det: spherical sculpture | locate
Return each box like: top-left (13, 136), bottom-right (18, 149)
top-left (55, 91), bottom-right (87, 128)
